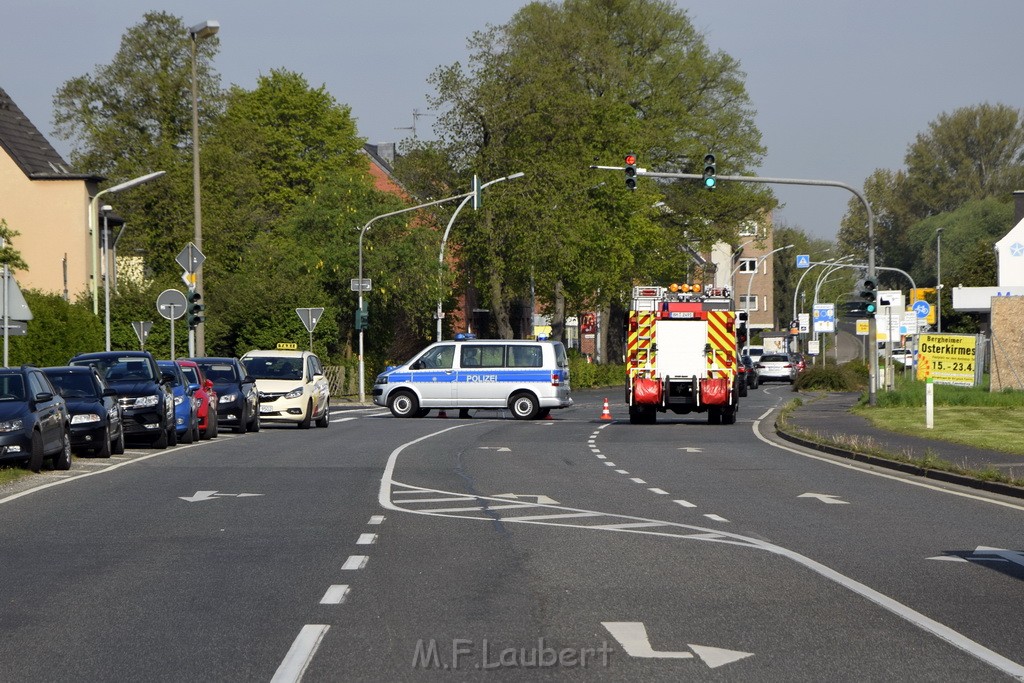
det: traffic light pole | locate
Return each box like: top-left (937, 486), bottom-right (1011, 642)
top-left (593, 166), bottom-right (879, 405)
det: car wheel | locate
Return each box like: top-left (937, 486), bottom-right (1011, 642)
top-left (167, 424), bottom-right (178, 447)
top-left (250, 407), bottom-right (261, 433)
top-left (208, 413), bottom-right (219, 439)
top-left (236, 409), bottom-right (248, 434)
top-left (299, 400), bottom-right (312, 429)
top-left (388, 391), bottom-right (418, 418)
top-left (95, 428), bottom-right (112, 458)
top-left (180, 421), bottom-right (194, 444)
top-left (29, 430), bottom-right (44, 472)
top-left (152, 427), bottom-right (169, 449)
top-left (112, 428), bottom-right (125, 455)
top-left (315, 400), bottom-right (330, 428)
top-left (52, 429), bottom-right (72, 471)
top-left (509, 392), bottom-right (539, 420)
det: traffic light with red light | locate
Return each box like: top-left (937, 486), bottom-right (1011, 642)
top-left (624, 153), bottom-right (637, 190)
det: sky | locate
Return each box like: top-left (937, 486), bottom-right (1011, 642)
top-left (3, 1), bottom-right (1022, 241)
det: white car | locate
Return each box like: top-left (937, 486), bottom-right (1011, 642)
top-left (240, 350), bottom-right (330, 428)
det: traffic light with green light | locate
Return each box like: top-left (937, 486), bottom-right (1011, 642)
top-left (702, 154), bottom-right (716, 189)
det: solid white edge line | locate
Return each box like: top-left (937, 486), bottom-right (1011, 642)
top-left (271, 624), bottom-right (329, 683)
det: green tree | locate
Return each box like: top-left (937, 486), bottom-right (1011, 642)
top-left (9, 292), bottom-right (102, 366)
top-left (408, 0), bottom-right (773, 340)
top-left (0, 219), bottom-right (29, 273)
top-left (52, 11), bottom-right (222, 280)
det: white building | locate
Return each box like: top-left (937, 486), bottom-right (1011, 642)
top-left (994, 191), bottom-right (1024, 286)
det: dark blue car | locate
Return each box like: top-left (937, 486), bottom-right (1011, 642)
top-left (43, 365), bottom-right (125, 457)
top-left (0, 366), bottom-right (71, 472)
top-left (157, 361), bottom-right (200, 444)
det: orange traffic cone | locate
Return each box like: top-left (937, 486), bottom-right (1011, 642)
top-left (600, 398), bottom-right (613, 421)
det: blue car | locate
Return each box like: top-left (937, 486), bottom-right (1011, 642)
top-left (157, 361), bottom-right (200, 444)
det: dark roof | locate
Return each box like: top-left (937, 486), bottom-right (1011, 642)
top-left (0, 86), bottom-right (90, 180)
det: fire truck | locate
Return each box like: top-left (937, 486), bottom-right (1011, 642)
top-left (625, 284), bottom-right (743, 425)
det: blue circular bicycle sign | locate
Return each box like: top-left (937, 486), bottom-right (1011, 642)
top-left (912, 300), bottom-right (931, 319)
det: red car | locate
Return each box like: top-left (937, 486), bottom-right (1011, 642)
top-left (177, 360), bottom-right (218, 439)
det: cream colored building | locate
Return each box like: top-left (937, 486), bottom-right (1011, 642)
top-left (0, 86), bottom-right (97, 300)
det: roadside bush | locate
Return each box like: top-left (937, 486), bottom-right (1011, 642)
top-left (568, 352), bottom-right (624, 389)
top-left (794, 361), bottom-right (866, 392)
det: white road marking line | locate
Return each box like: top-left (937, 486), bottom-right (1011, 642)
top-left (423, 503), bottom-right (539, 513)
top-left (320, 585), bottom-right (351, 604)
top-left (595, 454), bottom-right (606, 459)
top-left (399, 496), bottom-right (476, 504)
top-left (595, 522), bottom-right (666, 530)
top-left (271, 624), bottom-right (329, 683)
top-left (674, 500), bottom-right (697, 508)
top-left (331, 417), bottom-right (357, 423)
top-left (630, 477), bottom-right (647, 484)
top-left (648, 488), bottom-right (669, 495)
top-left (505, 511), bottom-right (604, 522)
top-left (356, 533), bottom-right (377, 545)
top-left (616, 470), bottom-right (629, 474)
top-left (604, 462), bottom-right (616, 466)
top-left (367, 515), bottom-right (385, 525)
top-left (341, 555), bottom-right (368, 570)
top-left (703, 514), bottom-right (729, 522)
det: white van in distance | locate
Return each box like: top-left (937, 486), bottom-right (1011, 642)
top-left (373, 337), bottom-right (572, 419)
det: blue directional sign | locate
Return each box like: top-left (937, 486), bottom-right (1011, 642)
top-left (796, 254), bottom-right (810, 269)
top-left (912, 300), bottom-right (931, 319)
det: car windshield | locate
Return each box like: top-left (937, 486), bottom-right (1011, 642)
top-left (0, 374), bottom-right (26, 400)
top-left (242, 357), bottom-right (303, 381)
top-left (158, 363), bottom-right (183, 387)
top-left (180, 366), bottom-right (201, 385)
top-left (199, 363), bottom-right (238, 383)
top-left (46, 372), bottom-right (99, 399)
top-left (760, 354), bottom-right (789, 363)
top-left (91, 357), bottom-right (156, 382)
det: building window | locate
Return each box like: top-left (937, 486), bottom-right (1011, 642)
top-left (738, 258), bottom-right (757, 273)
top-left (738, 295), bottom-right (759, 311)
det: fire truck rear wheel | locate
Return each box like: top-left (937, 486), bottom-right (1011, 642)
top-left (723, 405), bottom-right (737, 425)
top-left (708, 408), bottom-right (722, 425)
top-left (509, 392), bottom-right (539, 420)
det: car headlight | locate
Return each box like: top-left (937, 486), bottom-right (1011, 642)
top-left (0, 418), bottom-right (24, 433)
top-left (219, 393), bottom-right (237, 404)
top-left (284, 387), bottom-right (304, 399)
top-left (135, 395), bottom-right (159, 408)
top-left (174, 395), bottom-right (184, 406)
top-left (71, 413), bottom-right (102, 425)
top-left (375, 375), bottom-right (388, 385)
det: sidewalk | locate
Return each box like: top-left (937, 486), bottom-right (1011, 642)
top-left (776, 392), bottom-right (1024, 499)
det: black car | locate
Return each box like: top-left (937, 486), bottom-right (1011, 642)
top-left (189, 357), bottom-right (260, 434)
top-left (69, 351), bottom-right (176, 449)
top-left (43, 365), bottom-right (125, 458)
top-left (740, 354), bottom-right (759, 390)
top-left (0, 365), bottom-right (71, 472)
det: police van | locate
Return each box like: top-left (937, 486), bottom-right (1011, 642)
top-left (373, 337), bottom-right (572, 419)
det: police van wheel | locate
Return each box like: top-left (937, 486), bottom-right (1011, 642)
top-left (509, 392), bottom-right (539, 420)
top-left (389, 392), bottom-right (419, 418)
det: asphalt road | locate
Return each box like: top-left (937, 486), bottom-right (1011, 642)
top-left (1, 386), bottom-right (1022, 681)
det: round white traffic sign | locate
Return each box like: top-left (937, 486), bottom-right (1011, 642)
top-left (156, 289), bottom-right (187, 320)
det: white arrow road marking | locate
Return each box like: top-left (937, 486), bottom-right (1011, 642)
top-left (798, 493), bottom-right (849, 505)
top-left (494, 493), bottom-right (560, 505)
top-left (601, 622), bottom-right (754, 668)
top-left (679, 447), bottom-right (703, 453)
top-left (479, 446), bottom-right (511, 452)
top-left (973, 546), bottom-right (1024, 567)
top-left (178, 490), bottom-right (265, 502)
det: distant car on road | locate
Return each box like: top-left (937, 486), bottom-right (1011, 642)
top-left (177, 360), bottom-right (218, 439)
top-left (158, 361), bottom-right (200, 444)
top-left (745, 345), bottom-right (764, 364)
top-left (0, 365), bottom-right (71, 472)
top-left (756, 353), bottom-right (797, 384)
top-left (43, 365), bottom-right (124, 458)
top-left (739, 354), bottom-right (759, 390)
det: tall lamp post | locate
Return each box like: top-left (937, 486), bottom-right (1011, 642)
top-left (745, 244), bottom-right (794, 327)
top-left (88, 171), bottom-right (166, 314)
top-left (436, 172), bottom-right (524, 341)
top-left (935, 227), bottom-right (943, 333)
top-left (101, 205), bottom-right (113, 351)
top-left (189, 19), bottom-right (219, 356)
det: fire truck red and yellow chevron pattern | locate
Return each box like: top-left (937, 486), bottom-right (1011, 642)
top-left (706, 311), bottom-right (737, 378)
top-left (626, 310), bottom-right (656, 378)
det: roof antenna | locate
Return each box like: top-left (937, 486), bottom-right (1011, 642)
top-left (395, 108), bottom-right (432, 138)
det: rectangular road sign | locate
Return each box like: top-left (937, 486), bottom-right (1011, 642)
top-left (350, 278), bottom-right (372, 292)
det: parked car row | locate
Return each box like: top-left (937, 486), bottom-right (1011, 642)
top-left (0, 349), bottom-right (331, 473)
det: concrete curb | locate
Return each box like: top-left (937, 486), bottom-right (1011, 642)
top-left (775, 423), bottom-right (1024, 501)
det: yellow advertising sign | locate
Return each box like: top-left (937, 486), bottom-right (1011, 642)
top-left (916, 333), bottom-right (977, 386)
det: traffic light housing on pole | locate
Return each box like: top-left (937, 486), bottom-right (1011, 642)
top-left (187, 292), bottom-right (204, 329)
top-left (624, 153), bottom-right (637, 191)
top-left (857, 277), bottom-right (878, 316)
top-left (702, 154), bottom-right (717, 189)
top-left (354, 304), bottom-right (368, 331)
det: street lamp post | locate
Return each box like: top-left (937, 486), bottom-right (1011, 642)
top-left (88, 171), bottom-right (166, 314)
top-left (744, 244), bottom-right (794, 328)
top-left (935, 227), bottom-right (943, 333)
top-left (189, 19), bottom-right (219, 357)
top-left (101, 205), bottom-right (113, 351)
top-left (435, 172), bottom-right (524, 341)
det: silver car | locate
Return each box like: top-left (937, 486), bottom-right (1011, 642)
top-left (756, 353), bottom-right (797, 384)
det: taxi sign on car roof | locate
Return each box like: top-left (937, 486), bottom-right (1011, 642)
top-left (276, 342), bottom-right (299, 350)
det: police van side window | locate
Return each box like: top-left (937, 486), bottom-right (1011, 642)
top-left (508, 345), bottom-right (542, 368)
top-left (460, 345), bottom-right (504, 368)
top-left (416, 345), bottom-right (455, 370)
